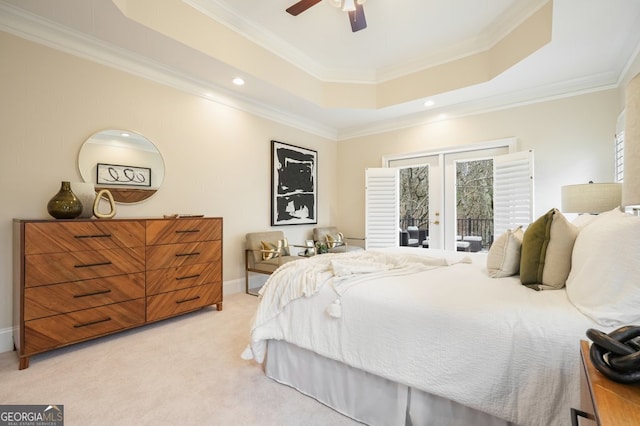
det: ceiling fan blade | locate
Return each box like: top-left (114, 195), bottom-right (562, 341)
top-left (286, 0), bottom-right (322, 16)
top-left (348, 3), bottom-right (367, 32)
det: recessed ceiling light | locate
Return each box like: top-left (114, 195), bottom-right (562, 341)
top-left (232, 77), bottom-right (245, 86)
top-left (423, 100), bottom-right (435, 107)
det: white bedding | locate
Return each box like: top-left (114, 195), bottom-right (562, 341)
top-left (243, 247), bottom-right (606, 426)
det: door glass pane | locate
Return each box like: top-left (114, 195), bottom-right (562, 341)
top-left (399, 166), bottom-right (429, 247)
top-left (455, 159), bottom-right (493, 252)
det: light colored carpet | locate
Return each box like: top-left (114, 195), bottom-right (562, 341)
top-left (0, 292), bottom-right (360, 425)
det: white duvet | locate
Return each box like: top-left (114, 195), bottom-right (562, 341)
top-left (243, 248), bottom-right (606, 426)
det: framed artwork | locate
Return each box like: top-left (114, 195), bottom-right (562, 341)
top-left (96, 163), bottom-right (152, 187)
top-left (271, 140), bottom-right (317, 226)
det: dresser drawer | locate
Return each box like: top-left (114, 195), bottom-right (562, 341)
top-left (146, 218), bottom-right (221, 245)
top-left (25, 221), bottom-right (145, 254)
top-left (146, 240), bottom-right (220, 271)
top-left (24, 273), bottom-right (145, 321)
top-left (146, 283), bottom-right (221, 322)
top-left (146, 263), bottom-right (221, 295)
top-left (25, 246), bottom-right (145, 287)
top-left (24, 298), bottom-right (145, 354)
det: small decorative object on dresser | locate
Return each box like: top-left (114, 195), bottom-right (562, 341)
top-left (12, 217), bottom-right (223, 369)
top-left (46, 181), bottom-right (83, 219)
top-left (93, 188), bottom-right (116, 219)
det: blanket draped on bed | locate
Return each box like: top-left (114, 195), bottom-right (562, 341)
top-left (242, 251), bottom-right (470, 362)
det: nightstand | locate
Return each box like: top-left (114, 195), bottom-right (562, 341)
top-left (573, 340), bottom-right (640, 425)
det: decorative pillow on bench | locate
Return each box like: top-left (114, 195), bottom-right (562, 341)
top-left (326, 232), bottom-right (344, 248)
top-left (261, 239), bottom-right (290, 260)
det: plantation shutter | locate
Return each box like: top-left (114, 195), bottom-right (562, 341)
top-left (615, 111), bottom-right (624, 183)
top-left (365, 168), bottom-right (399, 249)
top-left (493, 150), bottom-right (534, 237)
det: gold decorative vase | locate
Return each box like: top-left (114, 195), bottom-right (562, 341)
top-left (47, 181), bottom-right (83, 219)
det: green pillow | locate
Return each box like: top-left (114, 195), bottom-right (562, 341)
top-left (520, 209), bottom-right (555, 289)
top-left (520, 208), bottom-right (579, 290)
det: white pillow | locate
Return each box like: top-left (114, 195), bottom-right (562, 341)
top-left (486, 226), bottom-right (523, 278)
top-left (566, 209), bottom-right (640, 326)
top-left (571, 214), bottom-right (599, 228)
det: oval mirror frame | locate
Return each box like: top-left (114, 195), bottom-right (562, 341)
top-left (78, 129), bottom-right (165, 203)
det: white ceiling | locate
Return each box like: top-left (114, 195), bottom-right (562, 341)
top-left (2, 0), bottom-right (640, 140)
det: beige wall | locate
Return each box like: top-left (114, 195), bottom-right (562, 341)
top-left (0, 29), bottom-right (628, 354)
top-left (0, 32), bottom-right (337, 350)
top-left (336, 90), bottom-right (622, 240)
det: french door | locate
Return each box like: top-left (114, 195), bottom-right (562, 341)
top-left (366, 139), bottom-right (533, 250)
top-left (390, 155), bottom-right (443, 248)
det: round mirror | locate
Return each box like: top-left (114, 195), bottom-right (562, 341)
top-left (78, 129), bottom-right (165, 203)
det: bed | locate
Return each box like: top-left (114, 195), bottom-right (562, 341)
top-left (242, 208), bottom-right (640, 426)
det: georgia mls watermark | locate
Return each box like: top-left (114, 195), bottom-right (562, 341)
top-left (0, 405), bottom-right (63, 426)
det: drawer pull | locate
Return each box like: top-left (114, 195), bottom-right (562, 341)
top-left (175, 252), bottom-right (200, 257)
top-left (74, 234), bottom-right (112, 239)
top-left (176, 274), bottom-right (201, 281)
top-left (74, 261), bottom-right (113, 268)
top-left (176, 229), bottom-right (200, 234)
top-left (73, 289), bottom-right (112, 298)
top-left (176, 296), bottom-right (201, 304)
top-left (73, 317), bottom-right (112, 328)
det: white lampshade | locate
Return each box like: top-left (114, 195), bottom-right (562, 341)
top-left (622, 72), bottom-right (640, 208)
top-left (561, 183), bottom-right (622, 214)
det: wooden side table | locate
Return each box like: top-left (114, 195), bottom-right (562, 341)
top-left (574, 340), bottom-right (640, 425)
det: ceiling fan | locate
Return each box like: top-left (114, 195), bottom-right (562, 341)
top-left (286, 0), bottom-right (368, 33)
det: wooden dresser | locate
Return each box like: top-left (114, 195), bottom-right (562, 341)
top-left (576, 340), bottom-right (640, 425)
top-left (13, 217), bottom-right (223, 369)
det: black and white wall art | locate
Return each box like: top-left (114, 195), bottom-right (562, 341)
top-left (271, 140), bottom-right (317, 226)
top-left (96, 163), bottom-right (151, 187)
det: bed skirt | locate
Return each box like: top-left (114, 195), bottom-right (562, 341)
top-left (264, 340), bottom-right (512, 426)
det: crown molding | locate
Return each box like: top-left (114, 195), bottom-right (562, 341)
top-left (1, 0), bottom-right (633, 143)
top-left (185, 0), bottom-right (550, 84)
top-left (0, 1), bottom-right (338, 140)
top-left (337, 72), bottom-right (620, 140)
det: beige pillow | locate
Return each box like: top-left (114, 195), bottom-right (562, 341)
top-left (541, 210), bottom-right (579, 289)
top-left (486, 226), bottom-right (523, 278)
top-left (520, 208), bottom-right (578, 290)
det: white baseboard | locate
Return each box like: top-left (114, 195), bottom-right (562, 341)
top-left (0, 280), bottom-right (245, 355)
top-left (0, 327), bottom-right (13, 354)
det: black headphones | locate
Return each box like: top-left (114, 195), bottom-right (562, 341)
top-left (586, 326), bottom-right (640, 384)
